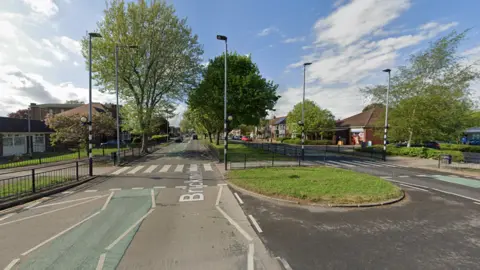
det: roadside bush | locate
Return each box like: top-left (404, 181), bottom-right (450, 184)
top-left (439, 143), bottom-right (480, 153)
top-left (151, 134), bottom-right (168, 141)
top-left (356, 145), bottom-right (464, 162)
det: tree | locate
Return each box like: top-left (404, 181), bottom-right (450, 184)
top-left (286, 100), bottom-right (336, 140)
top-left (188, 53), bottom-right (279, 145)
top-left (361, 31), bottom-right (479, 146)
top-left (8, 109), bottom-right (29, 119)
top-left (120, 101), bottom-right (174, 136)
top-left (179, 117), bottom-right (193, 133)
top-left (45, 113), bottom-right (115, 152)
top-left (81, 0), bottom-right (203, 153)
top-left (65, 100), bottom-right (85, 104)
top-left (362, 103), bottom-right (384, 112)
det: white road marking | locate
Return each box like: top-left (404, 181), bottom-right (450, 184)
top-left (101, 192), bottom-right (115, 211)
top-left (190, 164), bottom-right (198, 172)
top-left (109, 188), bottom-right (121, 191)
top-left (416, 175), bottom-right (428, 177)
top-left (62, 191), bottom-right (74, 194)
top-left (127, 166), bottom-right (144, 174)
top-left (132, 187), bottom-right (144, 190)
top-left (153, 186), bottom-right (166, 189)
top-left (150, 189), bottom-right (156, 209)
top-left (21, 211), bottom-right (101, 256)
top-left (336, 160), bottom-right (357, 167)
top-left (322, 161), bottom-right (339, 167)
top-left (216, 205), bottom-right (253, 241)
top-left (159, 165), bottom-right (171, 172)
top-left (327, 160), bottom-right (354, 167)
top-left (0, 213), bottom-right (15, 222)
top-left (0, 196), bottom-right (105, 227)
top-left (34, 196), bottom-right (103, 209)
top-left (175, 186), bottom-right (186, 189)
top-left (431, 188), bottom-right (480, 203)
top-left (96, 253), bottom-right (106, 270)
top-left (234, 192), bottom-right (244, 204)
top-left (474, 202), bottom-right (480, 205)
top-left (85, 190), bottom-right (97, 193)
top-left (24, 201), bottom-right (42, 209)
top-left (248, 243), bottom-right (254, 270)
top-left (399, 184), bottom-right (429, 192)
top-left (111, 166), bottom-right (130, 175)
top-left (248, 215), bottom-right (263, 233)
top-left (215, 185), bottom-right (223, 206)
top-left (217, 183), bottom-right (227, 186)
top-left (106, 209), bottom-right (154, 250)
top-left (3, 258), bottom-right (20, 270)
top-left (174, 164), bottom-right (184, 172)
top-left (398, 175), bottom-right (410, 178)
top-left (380, 176), bottom-right (392, 179)
top-left (389, 180), bottom-right (430, 189)
top-left (203, 164), bottom-right (213, 171)
top-left (276, 257), bottom-right (293, 270)
top-left (351, 161), bottom-right (382, 167)
top-left (144, 165), bottom-right (158, 173)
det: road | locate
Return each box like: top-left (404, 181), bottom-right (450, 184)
top-left (232, 142), bottom-right (480, 270)
top-left (0, 138), bottom-right (281, 270)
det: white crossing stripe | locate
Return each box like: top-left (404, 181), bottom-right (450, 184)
top-left (174, 164), bottom-right (184, 172)
top-left (132, 187), bottom-right (144, 190)
top-left (340, 160), bottom-right (363, 167)
top-left (159, 165), bottom-right (171, 173)
top-left (127, 166), bottom-right (144, 174)
top-left (153, 186), bottom-right (166, 189)
top-left (111, 167), bottom-right (130, 175)
top-left (190, 164), bottom-right (198, 172)
top-left (204, 164), bottom-right (213, 171)
top-left (398, 175), bottom-right (410, 178)
top-left (349, 160), bottom-right (382, 167)
top-left (144, 165), bottom-right (158, 173)
top-left (85, 190), bottom-right (97, 193)
top-left (325, 160), bottom-right (347, 167)
top-left (358, 161), bottom-right (386, 167)
top-left (416, 174), bottom-right (428, 177)
top-left (328, 160), bottom-right (355, 167)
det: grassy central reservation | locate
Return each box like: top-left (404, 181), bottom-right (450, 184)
top-left (228, 167), bottom-right (402, 204)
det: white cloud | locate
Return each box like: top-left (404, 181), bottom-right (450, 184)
top-left (54, 36), bottom-right (81, 55)
top-left (21, 0), bottom-right (59, 18)
top-left (73, 61), bottom-right (80, 66)
top-left (282, 36), bottom-right (306, 44)
top-left (257, 27), bottom-right (279, 37)
top-left (170, 103), bottom-right (186, 126)
top-left (42, 38), bottom-right (69, 61)
top-left (333, 0), bottom-right (348, 8)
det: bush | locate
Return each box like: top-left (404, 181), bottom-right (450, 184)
top-left (151, 134), bottom-right (167, 140)
top-left (356, 145), bottom-right (465, 162)
top-left (439, 143), bottom-right (480, 153)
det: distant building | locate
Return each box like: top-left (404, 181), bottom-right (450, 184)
top-left (29, 103), bottom-right (83, 121)
top-left (0, 117), bottom-right (53, 157)
top-left (335, 107), bottom-right (384, 145)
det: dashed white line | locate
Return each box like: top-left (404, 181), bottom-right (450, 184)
top-left (21, 211), bottom-right (101, 256)
top-left (0, 213), bottom-right (15, 222)
top-left (399, 184), bottom-right (429, 192)
top-left (3, 258), bottom-right (20, 270)
top-left (276, 257), bottom-right (293, 270)
top-left (398, 175), bottom-right (410, 178)
top-left (62, 191), bottom-right (74, 194)
top-left (105, 209), bottom-right (154, 250)
top-left (153, 186), bottom-right (166, 189)
top-left (132, 187), bottom-right (144, 190)
top-left (85, 190), bottom-right (97, 193)
top-left (387, 180), bottom-right (430, 190)
top-left (234, 192), bottom-right (244, 204)
top-left (175, 186), bottom-right (186, 189)
top-left (474, 202), bottom-right (480, 205)
top-left (24, 201), bottom-right (42, 209)
top-left (248, 215), bottom-right (263, 233)
top-left (109, 188), bottom-right (121, 191)
top-left (150, 189), bottom-right (156, 209)
top-left (431, 188), bottom-right (480, 203)
top-left (34, 196), bottom-right (103, 209)
top-left (248, 243), bottom-right (254, 270)
top-left (96, 253), bottom-right (106, 270)
top-left (101, 192), bottom-right (115, 211)
top-left (380, 176), bottom-right (392, 179)
top-left (217, 183), bottom-right (227, 186)
top-left (416, 175), bottom-right (428, 177)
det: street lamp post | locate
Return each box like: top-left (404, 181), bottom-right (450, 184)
top-left (301, 62), bottom-right (312, 161)
top-left (88, 32), bottom-right (102, 176)
top-left (382, 68), bottom-right (391, 161)
top-left (216, 34), bottom-right (228, 170)
top-left (115, 44), bottom-right (138, 166)
top-left (27, 105), bottom-right (32, 157)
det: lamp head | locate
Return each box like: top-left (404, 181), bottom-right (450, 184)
top-left (304, 62), bottom-right (312, 66)
top-left (80, 116), bottom-right (88, 123)
top-left (383, 68), bottom-right (391, 73)
top-left (216, 35), bottom-right (227, 41)
top-left (89, 32), bottom-right (102, 38)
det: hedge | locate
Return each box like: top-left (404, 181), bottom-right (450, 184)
top-left (439, 143), bottom-right (480, 153)
top-left (282, 138), bottom-right (331, 145)
top-left (355, 145), bottom-right (465, 162)
top-left (151, 135), bottom-right (168, 140)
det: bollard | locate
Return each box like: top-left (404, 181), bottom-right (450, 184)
top-left (102, 146), bottom-right (105, 156)
top-left (272, 151), bottom-right (275, 166)
top-left (244, 154), bottom-right (247, 169)
top-left (78, 148), bottom-right (81, 159)
top-left (31, 169), bottom-right (36, 193)
top-left (76, 161), bottom-right (79, 180)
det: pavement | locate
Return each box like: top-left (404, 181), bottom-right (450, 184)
top-left (0, 138), bottom-right (281, 270)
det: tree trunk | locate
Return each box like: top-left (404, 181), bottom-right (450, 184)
top-left (141, 133), bottom-right (149, 153)
top-left (320, 133), bottom-right (324, 140)
top-left (407, 129), bottom-right (413, 147)
top-left (216, 132), bottom-right (220, 145)
top-left (208, 132), bottom-right (212, 143)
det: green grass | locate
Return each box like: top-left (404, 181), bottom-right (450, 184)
top-left (0, 148), bottom-right (127, 170)
top-left (206, 141), bottom-right (294, 162)
top-left (228, 167), bottom-right (402, 204)
top-left (0, 175), bottom-right (75, 199)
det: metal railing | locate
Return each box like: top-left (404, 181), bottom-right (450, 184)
top-left (0, 161), bottom-right (89, 203)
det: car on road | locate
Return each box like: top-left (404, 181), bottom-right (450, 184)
top-left (192, 134), bottom-right (198, 140)
top-left (174, 136), bottom-right (183, 143)
top-left (241, 136), bottom-right (252, 142)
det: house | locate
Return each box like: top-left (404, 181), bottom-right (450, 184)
top-left (335, 107), bottom-right (384, 145)
top-left (0, 117), bottom-right (53, 157)
top-left (464, 127), bottom-right (480, 145)
top-left (270, 116), bottom-right (287, 139)
top-left (30, 103), bottom-right (84, 120)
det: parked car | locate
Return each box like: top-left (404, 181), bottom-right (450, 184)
top-left (100, 140), bottom-right (128, 147)
top-left (232, 135), bottom-right (241, 140)
top-left (174, 136), bottom-right (183, 143)
top-left (395, 141), bottom-right (440, 149)
top-left (192, 134), bottom-right (198, 140)
top-left (241, 136), bottom-right (252, 142)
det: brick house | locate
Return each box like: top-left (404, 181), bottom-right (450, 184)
top-left (335, 107), bottom-right (384, 145)
top-left (30, 103), bottom-right (84, 120)
top-left (0, 117), bottom-right (53, 157)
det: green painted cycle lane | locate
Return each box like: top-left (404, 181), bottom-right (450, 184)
top-left (430, 175), bottom-right (480, 188)
top-left (18, 189), bottom-right (155, 270)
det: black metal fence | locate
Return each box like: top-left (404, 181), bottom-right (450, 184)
top-left (0, 161), bottom-right (89, 203)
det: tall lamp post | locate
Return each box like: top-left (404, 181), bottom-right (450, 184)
top-left (115, 44), bottom-right (138, 165)
top-left (301, 62), bottom-right (312, 161)
top-left (216, 34), bottom-right (228, 170)
top-left (382, 68), bottom-right (391, 161)
top-left (88, 32), bottom-right (102, 176)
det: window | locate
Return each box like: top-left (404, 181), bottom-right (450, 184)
top-left (2, 137), bottom-right (13, 146)
top-left (35, 134), bottom-right (44, 144)
top-left (14, 135), bottom-right (25, 146)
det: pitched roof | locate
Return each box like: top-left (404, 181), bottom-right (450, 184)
top-left (58, 103), bottom-right (111, 116)
top-left (268, 116), bottom-right (287, 125)
top-left (336, 107), bottom-right (384, 128)
top-left (274, 116), bottom-right (286, 125)
top-left (0, 117), bottom-right (53, 133)
top-left (32, 103), bottom-right (83, 109)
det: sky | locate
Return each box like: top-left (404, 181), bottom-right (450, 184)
top-left (1, 0), bottom-right (480, 126)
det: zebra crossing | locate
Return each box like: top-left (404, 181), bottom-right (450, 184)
top-left (320, 159), bottom-right (403, 168)
top-left (110, 163), bottom-right (214, 175)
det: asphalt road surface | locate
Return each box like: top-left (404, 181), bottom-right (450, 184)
top-left (0, 139), bottom-right (281, 270)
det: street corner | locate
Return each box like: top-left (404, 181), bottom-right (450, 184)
top-left (232, 184), bottom-right (480, 270)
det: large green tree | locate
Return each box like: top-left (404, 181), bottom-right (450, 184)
top-left (286, 100), bottom-right (336, 140)
top-left (188, 53), bottom-right (279, 144)
top-left (361, 31), bottom-right (479, 145)
top-left (81, 0), bottom-right (203, 152)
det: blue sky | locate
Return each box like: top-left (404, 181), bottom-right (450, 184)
top-left (1, 0), bottom-right (479, 125)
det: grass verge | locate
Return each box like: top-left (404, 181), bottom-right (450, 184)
top-left (228, 167), bottom-right (402, 204)
top-left (0, 175), bottom-right (76, 199)
top-left (206, 141), bottom-right (294, 162)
